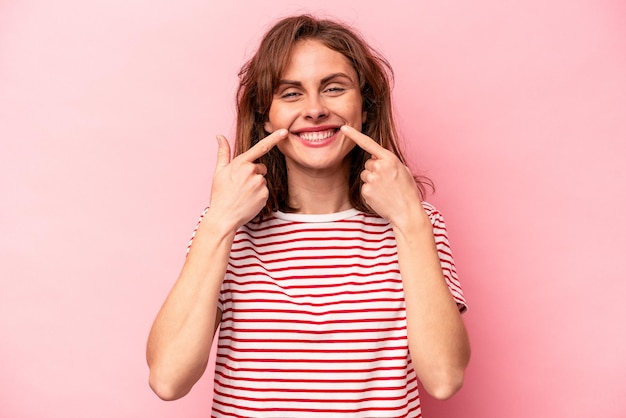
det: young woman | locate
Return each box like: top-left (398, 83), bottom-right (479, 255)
top-left (147, 14), bottom-right (470, 418)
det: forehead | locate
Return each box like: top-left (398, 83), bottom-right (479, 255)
top-left (280, 39), bottom-right (357, 80)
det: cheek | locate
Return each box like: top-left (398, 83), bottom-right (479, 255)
top-left (266, 105), bottom-right (298, 131)
top-left (343, 139), bottom-right (357, 153)
top-left (341, 99), bottom-right (365, 127)
top-left (276, 139), bottom-right (289, 156)
top-left (265, 107), bottom-right (278, 133)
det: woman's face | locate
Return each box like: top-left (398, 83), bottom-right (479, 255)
top-left (264, 39), bottom-right (366, 177)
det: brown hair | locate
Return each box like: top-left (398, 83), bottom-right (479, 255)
top-left (235, 14), bottom-right (432, 220)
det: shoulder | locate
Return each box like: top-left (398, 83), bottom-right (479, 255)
top-left (421, 201), bottom-right (438, 215)
top-left (421, 201), bottom-right (446, 225)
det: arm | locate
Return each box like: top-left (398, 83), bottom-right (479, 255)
top-left (146, 212), bottom-right (232, 401)
top-left (146, 130), bottom-right (287, 400)
top-left (392, 208), bottom-right (470, 400)
top-left (340, 126), bottom-right (470, 399)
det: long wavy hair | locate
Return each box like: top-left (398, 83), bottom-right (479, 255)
top-left (234, 14), bottom-right (432, 220)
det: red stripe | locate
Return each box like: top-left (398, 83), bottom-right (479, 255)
top-left (224, 268), bottom-right (401, 280)
top-left (230, 243), bottom-right (398, 256)
top-left (228, 315), bottom-right (407, 325)
top-left (213, 387), bottom-right (413, 403)
top-left (227, 259), bottom-right (399, 274)
top-left (230, 250), bottom-right (398, 263)
top-left (222, 286), bottom-right (403, 299)
top-left (220, 335), bottom-right (407, 344)
top-left (219, 325), bottom-right (407, 335)
top-left (220, 297), bottom-right (405, 308)
top-left (215, 354), bottom-right (408, 366)
top-left (214, 378), bottom-right (417, 393)
top-left (224, 307), bottom-right (403, 316)
top-left (222, 277), bottom-right (402, 290)
top-left (217, 344), bottom-right (407, 354)
top-left (232, 235), bottom-right (395, 248)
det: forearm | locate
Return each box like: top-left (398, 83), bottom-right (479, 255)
top-left (393, 213), bottom-right (470, 400)
top-left (146, 211), bottom-right (234, 400)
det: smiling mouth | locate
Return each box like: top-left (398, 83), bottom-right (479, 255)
top-left (296, 128), bottom-right (338, 143)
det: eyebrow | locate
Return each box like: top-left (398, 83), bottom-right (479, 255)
top-left (277, 72), bottom-right (355, 87)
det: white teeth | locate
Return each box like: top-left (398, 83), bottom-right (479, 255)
top-left (298, 129), bottom-right (336, 142)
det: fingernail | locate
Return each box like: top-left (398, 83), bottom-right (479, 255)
top-left (340, 125), bottom-right (349, 132)
top-left (278, 129), bottom-right (288, 136)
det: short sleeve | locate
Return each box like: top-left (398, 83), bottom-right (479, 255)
top-left (186, 207), bottom-right (225, 312)
top-left (422, 202), bottom-right (468, 313)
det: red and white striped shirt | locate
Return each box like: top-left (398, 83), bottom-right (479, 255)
top-left (191, 202), bottom-right (466, 417)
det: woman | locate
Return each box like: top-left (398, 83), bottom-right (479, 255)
top-left (147, 14), bottom-right (470, 417)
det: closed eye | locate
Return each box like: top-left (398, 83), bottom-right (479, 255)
top-left (280, 91), bottom-right (302, 100)
top-left (324, 86), bottom-right (346, 96)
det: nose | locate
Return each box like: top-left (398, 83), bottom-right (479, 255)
top-left (303, 94), bottom-right (328, 121)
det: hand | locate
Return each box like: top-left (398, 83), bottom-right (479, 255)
top-left (340, 125), bottom-right (425, 227)
top-left (208, 129), bottom-right (287, 229)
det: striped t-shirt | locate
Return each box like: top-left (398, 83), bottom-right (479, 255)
top-left (191, 202), bottom-right (466, 418)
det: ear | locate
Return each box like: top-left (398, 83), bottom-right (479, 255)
top-left (264, 120), bottom-right (274, 133)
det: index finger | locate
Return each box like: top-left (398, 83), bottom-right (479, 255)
top-left (238, 129), bottom-right (288, 162)
top-left (340, 125), bottom-right (387, 158)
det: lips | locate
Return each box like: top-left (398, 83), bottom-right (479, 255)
top-left (296, 128), bottom-right (338, 142)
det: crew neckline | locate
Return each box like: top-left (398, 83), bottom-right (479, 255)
top-left (274, 208), bottom-right (360, 223)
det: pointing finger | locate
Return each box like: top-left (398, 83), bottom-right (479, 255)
top-left (340, 125), bottom-right (387, 158)
top-left (239, 129), bottom-right (288, 162)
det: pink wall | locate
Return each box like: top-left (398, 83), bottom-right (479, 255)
top-left (1, 1), bottom-right (625, 417)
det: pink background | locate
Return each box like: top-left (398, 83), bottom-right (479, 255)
top-left (1, 0), bottom-right (625, 417)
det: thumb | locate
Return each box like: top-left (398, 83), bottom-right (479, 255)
top-left (215, 135), bottom-right (231, 168)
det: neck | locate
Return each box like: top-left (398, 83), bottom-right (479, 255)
top-left (286, 169), bottom-right (352, 215)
